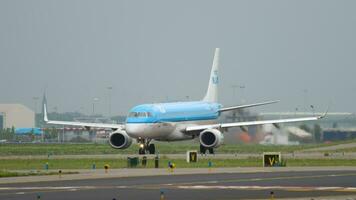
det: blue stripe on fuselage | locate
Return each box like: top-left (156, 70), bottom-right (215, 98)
top-left (126, 101), bottom-right (221, 124)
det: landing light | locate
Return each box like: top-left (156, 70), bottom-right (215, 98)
top-left (139, 144), bottom-right (144, 148)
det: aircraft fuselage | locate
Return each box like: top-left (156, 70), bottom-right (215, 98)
top-left (125, 101), bottom-right (221, 140)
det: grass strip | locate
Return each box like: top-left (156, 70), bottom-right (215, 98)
top-left (1, 157), bottom-right (355, 170)
top-left (1, 142), bottom-right (353, 156)
top-left (0, 170), bottom-right (78, 177)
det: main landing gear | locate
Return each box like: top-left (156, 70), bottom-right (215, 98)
top-left (138, 138), bottom-right (155, 155)
top-left (200, 144), bottom-right (214, 155)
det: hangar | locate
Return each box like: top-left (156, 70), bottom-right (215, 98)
top-left (0, 104), bottom-right (35, 129)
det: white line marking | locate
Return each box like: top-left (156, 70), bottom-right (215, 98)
top-left (0, 185), bottom-right (130, 192)
top-left (0, 186), bottom-right (96, 191)
top-left (176, 185), bottom-right (356, 192)
top-left (15, 192), bottom-right (25, 195)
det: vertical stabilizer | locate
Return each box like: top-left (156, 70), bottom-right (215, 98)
top-left (203, 48), bottom-right (220, 102)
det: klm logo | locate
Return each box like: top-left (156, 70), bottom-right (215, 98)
top-left (212, 70), bottom-right (219, 84)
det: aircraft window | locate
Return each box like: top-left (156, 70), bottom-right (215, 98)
top-left (129, 112), bottom-right (138, 117)
top-left (138, 112), bottom-right (145, 117)
top-left (129, 112), bottom-right (151, 118)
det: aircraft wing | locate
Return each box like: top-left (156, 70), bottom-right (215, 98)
top-left (45, 120), bottom-right (124, 129)
top-left (185, 115), bottom-right (324, 132)
top-left (219, 100), bottom-right (279, 112)
top-left (44, 104), bottom-right (124, 130)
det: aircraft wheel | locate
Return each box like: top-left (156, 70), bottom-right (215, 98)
top-left (148, 144), bottom-right (155, 154)
top-left (139, 147), bottom-right (146, 155)
top-left (200, 145), bottom-right (206, 154)
top-left (208, 148), bottom-right (214, 154)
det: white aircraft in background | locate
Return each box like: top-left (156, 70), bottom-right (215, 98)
top-left (44, 48), bottom-right (324, 154)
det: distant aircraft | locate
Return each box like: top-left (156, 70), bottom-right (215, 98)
top-left (15, 128), bottom-right (43, 135)
top-left (44, 48), bottom-right (324, 154)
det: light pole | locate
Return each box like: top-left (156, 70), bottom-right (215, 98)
top-left (53, 106), bottom-right (58, 113)
top-left (79, 106), bottom-right (84, 114)
top-left (33, 97), bottom-right (39, 114)
top-left (239, 85), bottom-right (246, 103)
top-left (303, 89), bottom-right (308, 113)
top-left (107, 86), bottom-right (112, 117)
top-left (231, 85), bottom-right (238, 103)
top-left (231, 85), bottom-right (245, 104)
top-left (92, 98), bottom-right (99, 115)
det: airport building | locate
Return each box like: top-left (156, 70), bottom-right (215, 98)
top-left (0, 104), bottom-right (35, 129)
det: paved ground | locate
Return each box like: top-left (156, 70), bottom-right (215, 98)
top-left (1, 168), bottom-right (356, 200)
top-left (2, 167), bottom-right (356, 184)
top-left (2, 152), bottom-right (356, 160)
top-left (299, 142), bottom-right (356, 152)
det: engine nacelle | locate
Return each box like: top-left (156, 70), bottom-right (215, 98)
top-left (199, 129), bottom-right (224, 148)
top-left (109, 130), bottom-right (133, 149)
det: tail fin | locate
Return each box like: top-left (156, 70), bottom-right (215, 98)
top-left (203, 48), bottom-right (220, 102)
top-left (43, 104), bottom-right (48, 122)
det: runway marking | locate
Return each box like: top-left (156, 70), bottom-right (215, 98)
top-left (162, 172), bottom-right (356, 187)
top-left (0, 185), bottom-right (131, 197)
top-left (15, 192), bottom-right (25, 195)
top-left (176, 185), bottom-right (356, 192)
top-left (0, 185), bottom-right (129, 191)
top-left (0, 186), bottom-right (96, 191)
top-left (0, 172), bottom-right (355, 196)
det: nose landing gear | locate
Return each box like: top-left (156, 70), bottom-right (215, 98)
top-left (138, 138), bottom-right (156, 155)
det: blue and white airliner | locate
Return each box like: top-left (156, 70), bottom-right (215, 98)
top-left (44, 48), bottom-right (324, 154)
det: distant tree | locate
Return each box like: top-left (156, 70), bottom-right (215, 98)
top-left (313, 124), bottom-right (322, 142)
top-left (28, 128), bottom-right (35, 141)
top-left (0, 128), bottom-right (15, 141)
top-left (332, 122), bottom-right (338, 128)
top-left (69, 136), bottom-right (90, 143)
top-left (44, 127), bottom-right (59, 141)
top-left (0, 129), bottom-right (3, 140)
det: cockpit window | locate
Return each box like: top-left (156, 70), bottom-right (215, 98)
top-left (128, 112), bottom-right (137, 117)
top-left (138, 112), bottom-right (146, 117)
top-left (128, 112), bottom-right (152, 118)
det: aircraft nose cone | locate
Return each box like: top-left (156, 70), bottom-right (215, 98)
top-left (126, 124), bottom-right (145, 137)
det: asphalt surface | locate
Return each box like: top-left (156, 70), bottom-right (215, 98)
top-left (1, 170), bottom-right (356, 200)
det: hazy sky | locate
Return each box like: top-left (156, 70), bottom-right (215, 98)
top-left (0, 0), bottom-right (355, 115)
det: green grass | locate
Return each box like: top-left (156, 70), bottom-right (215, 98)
top-left (1, 142), bottom-right (351, 156)
top-left (1, 157), bottom-right (355, 170)
top-left (0, 170), bottom-right (78, 177)
top-left (0, 142), bottom-right (355, 173)
top-left (0, 170), bottom-right (23, 177)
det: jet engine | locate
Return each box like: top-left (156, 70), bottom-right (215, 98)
top-left (199, 129), bottom-right (224, 148)
top-left (109, 130), bottom-right (133, 149)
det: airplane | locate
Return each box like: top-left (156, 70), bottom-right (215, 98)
top-left (44, 48), bottom-right (325, 154)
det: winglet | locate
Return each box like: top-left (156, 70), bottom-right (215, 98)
top-left (43, 104), bottom-right (48, 122)
top-left (319, 105), bottom-right (330, 119)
